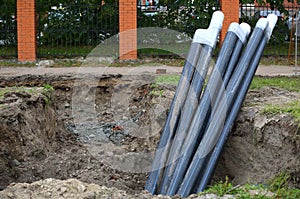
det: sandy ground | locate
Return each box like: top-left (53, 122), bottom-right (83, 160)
top-left (0, 64), bottom-right (299, 77)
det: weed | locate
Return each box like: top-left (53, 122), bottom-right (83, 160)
top-left (267, 172), bottom-right (300, 198)
top-left (201, 175), bottom-right (300, 198)
top-left (43, 84), bottom-right (54, 92)
top-left (203, 176), bottom-right (237, 196)
top-left (149, 90), bottom-right (164, 96)
top-left (202, 177), bottom-right (272, 198)
top-left (42, 84), bottom-right (54, 106)
top-left (268, 172), bottom-right (290, 192)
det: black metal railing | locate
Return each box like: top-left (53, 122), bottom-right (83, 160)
top-left (37, 1), bottom-right (119, 58)
top-left (1, 1), bottom-right (299, 59)
top-left (240, 4), bottom-right (300, 58)
top-left (0, 2), bottom-right (17, 59)
top-left (137, 1), bottom-right (220, 57)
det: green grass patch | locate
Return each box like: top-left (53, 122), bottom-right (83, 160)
top-left (261, 100), bottom-right (300, 123)
top-left (149, 89), bottom-right (164, 96)
top-left (268, 172), bottom-right (300, 199)
top-left (155, 74), bottom-right (180, 86)
top-left (0, 87), bottom-right (38, 100)
top-left (250, 76), bottom-right (300, 92)
top-left (0, 60), bottom-right (36, 67)
top-left (201, 174), bottom-right (300, 198)
top-left (0, 85), bottom-right (55, 108)
top-left (201, 177), bottom-right (273, 198)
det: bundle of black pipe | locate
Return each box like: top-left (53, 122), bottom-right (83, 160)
top-left (146, 13), bottom-right (278, 197)
top-left (196, 14), bottom-right (278, 194)
top-left (165, 22), bottom-right (251, 197)
top-left (160, 22), bottom-right (251, 195)
top-left (145, 10), bottom-right (224, 194)
top-left (177, 15), bottom-right (278, 197)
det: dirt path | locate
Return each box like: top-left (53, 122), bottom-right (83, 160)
top-left (0, 64), bottom-right (298, 77)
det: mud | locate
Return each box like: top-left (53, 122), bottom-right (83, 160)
top-left (0, 74), bottom-right (299, 198)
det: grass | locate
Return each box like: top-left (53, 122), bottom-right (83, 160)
top-left (261, 100), bottom-right (300, 123)
top-left (202, 177), bottom-right (273, 198)
top-left (0, 87), bottom-right (38, 100)
top-left (0, 84), bottom-right (54, 105)
top-left (268, 173), bottom-right (300, 199)
top-left (0, 60), bottom-right (36, 67)
top-left (155, 74), bottom-right (180, 86)
top-left (149, 74), bottom-right (180, 96)
top-left (250, 76), bottom-right (300, 123)
top-left (250, 76), bottom-right (300, 92)
top-left (201, 174), bottom-right (300, 198)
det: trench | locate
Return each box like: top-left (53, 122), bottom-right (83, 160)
top-left (0, 74), bottom-right (299, 195)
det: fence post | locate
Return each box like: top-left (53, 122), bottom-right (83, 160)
top-left (17, 0), bottom-right (37, 62)
top-left (219, 0), bottom-right (239, 44)
top-left (119, 0), bottom-right (137, 60)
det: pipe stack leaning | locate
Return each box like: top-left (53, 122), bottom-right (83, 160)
top-left (145, 11), bottom-right (278, 198)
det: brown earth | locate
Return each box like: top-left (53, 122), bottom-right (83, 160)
top-left (0, 72), bottom-right (299, 198)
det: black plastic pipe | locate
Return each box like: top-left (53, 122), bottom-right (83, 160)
top-left (145, 41), bottom-right (202, 195)
top-left (159, 44), bottom-right (214, 194)
top-left (223, 23), bottom-right (250, 86)
top-left (166, 22), bottom-right (251, 196)
top-left (196, 14), bottom-right (278, 193)
top-left (145, 11), bottom-right (224, 194)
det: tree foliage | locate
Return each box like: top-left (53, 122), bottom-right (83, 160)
top-left (37, 0), bottom-right (119, 46)
top-left (138, 0), bottom-right (219, 36)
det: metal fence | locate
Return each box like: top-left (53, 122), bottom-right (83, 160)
top-left (36, 1), bottom-right (119, 58)
top-left (1, 2), bottom-right (300, 59)
top-left (137, 1), bottom-right (220, 58)
top-left (240, 4), bottom-right (300, 58)
top-left (0, 2), bottom-right (17, 59)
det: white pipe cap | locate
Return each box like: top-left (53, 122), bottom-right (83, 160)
top-left (266, 14), bottom-right (278, 40)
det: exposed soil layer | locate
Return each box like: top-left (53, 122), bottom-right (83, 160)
top-left (0, 74), bottom-right (299, 198)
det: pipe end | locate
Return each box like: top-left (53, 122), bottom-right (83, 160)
top-left (240, 23), bottom-right (251, 38)
top-left (209, 11), bottom-right (224, 31)
top-left (255, 17), bottom-right (269, 31)
top-left (266, 14), bottom-right (278, 40)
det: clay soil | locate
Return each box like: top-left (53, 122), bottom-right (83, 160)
top-left (0, 73), bottom-right (299, 198)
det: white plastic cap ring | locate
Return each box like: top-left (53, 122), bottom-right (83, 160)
top-left (209, 11), bottom-right (224, 31)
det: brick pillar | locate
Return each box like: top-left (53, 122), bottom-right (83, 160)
top-left (119, 0), bottom-right (137, 60)
top-left (17, 0), bottom-right (37, 62)
top-left (220, 0), bottom-right (239, 44)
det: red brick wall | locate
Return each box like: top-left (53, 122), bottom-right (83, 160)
top-left (119, 0), bottom-right (137, 60)
top-left (220, 0), bottom-right (239, 44)
top-left (17, 0), bottom-right (36, 62)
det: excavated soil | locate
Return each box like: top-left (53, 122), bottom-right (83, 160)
top-left (0, 74), bottom-right (299, 198)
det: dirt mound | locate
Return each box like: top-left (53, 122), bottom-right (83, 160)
top-left (0, 74), bottom-right (299, 198)
top-left (215, 87), bottom-right (300, 186)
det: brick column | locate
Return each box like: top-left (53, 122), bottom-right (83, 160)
top-left (119, 0), bottom-right (137, 60)
top-left (220, 0), bottom-right (239, 44)
top-left (17, 0), bottom-right (37, 62)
